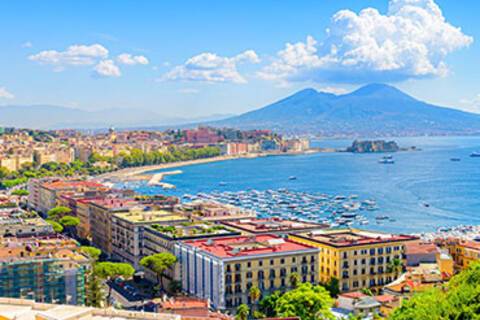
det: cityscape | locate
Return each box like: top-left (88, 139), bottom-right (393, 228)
top-left (1, 1), bottom-right (480, 320)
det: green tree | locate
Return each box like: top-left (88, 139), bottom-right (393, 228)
top-left (11, 189), bottom-right (29, 196)
top-left (46, 219), bottom-right (64, 233)
top-left (81, 246), bottom-right (102, 261)
top-left (0, 166), bottom-right (9, 179)
top-left (59, 215), bottom-right (80, 227)
top-left (86, 270), bottom-right (104, 307)
top-left (289, 272), bottom-right (300, 288)
top-left (259, 290), bottom-right (282, 317)
top-left (168, 279), bottom-right (182, 295)
top-left (323, 277), bottom-right (340, 297)
top-left (95, 262), bottom-right (135, 305)
top-left (387, 258), bottom-right (404, 278)
top-left (275, 283), bottom-right (334, 320)
top-left (249, 285), bottom-right (261, 313)
top-left (47, 206), bottom-right (72, 221)
top-left (236, 304), bottom-right (250, 320)
top-left (139, 252), bottom-right (177, 292)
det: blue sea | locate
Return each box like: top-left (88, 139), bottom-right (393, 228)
top-left (127, 136), bottom-right (480, 234)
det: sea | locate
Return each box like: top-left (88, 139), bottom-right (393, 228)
top-left (124, 136), bottom-right (480, 234)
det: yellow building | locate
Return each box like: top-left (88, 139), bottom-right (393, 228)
top-left (438, 238), bottom-right (480, 271)
top-left (289, 229), bottom-right (417, 293)
top-left (175, 234), bottom-right (319, 312)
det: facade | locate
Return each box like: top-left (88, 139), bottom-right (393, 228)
top-left (289, 229), bottom-right (418, 293)
top-left (179, 201), bottom-right (256, 222)
top-left (437, 238), bottom-right (480, 271)
top-left (0, 236), bottom-right (89, 305)
top-left (175, 234), bottom-right (319, 312)
top-left (88, 198), bottom-right (139, 256)
top-left (111, 209), bottom-right (188, 268)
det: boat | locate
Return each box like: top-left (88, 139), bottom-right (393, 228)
top-left (378, 156), bottom-right (395, 164)
top-left (288, 176), bottom-right (297, 180)
top-left (450, 158), bottom-right (461, 162)
top-left (219, 182), bottom-right (227, 186)
top-left (375, 215), bottom-right (390, 220)
top-left (470, 152), bottom-right (480, 157)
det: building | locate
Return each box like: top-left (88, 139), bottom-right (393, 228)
top-left (405, 240), bottom-right (439, 266)
top-left (289, 229), bottom-right (418, 293)
top-left (111, 209), bottom-right (189, 268)
top-left (223, 143), bottom-right (249, 156)
top-left (0, 298), bottom-right (181, 320)
top-left (27, 178), bottom-right (107, 214)
top-left (143, 222), bottom-right (241, 282)
top-left (175, 234), bottom-right (319, 312)
top-left (221, 217), bottom-right (327, 235)
top-left (0, 207), bottom-right (53, 237)
top-left (0, 235), bottom-right (89, 305)
top-left (436, 238), bottom-right (480, 271)
top-left (88, 197), bottom-right (139, 256)
top-left (179, 201), bottom-right (256, 222)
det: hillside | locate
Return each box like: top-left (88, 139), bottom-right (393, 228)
top-left (213, 84), bottom-right (480, 136)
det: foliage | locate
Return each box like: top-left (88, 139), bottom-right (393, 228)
top-left (0, 167), bottom-right (9, 179)
top-left (274, 283), bottom-right (334, 320)
top-left (236, 304), bottom-right (250, 320)
top-left (11, 189), bottom-right (29, 196)
top-left (95, 262), bottom-right (135, 280)
top-left (387, 258), bottom-right (404, 277)
top-left (46, 219), bottom-right (64, 233)
top-left (59, 215), bottom-right (80, 227)
top-left (140, 252), bottom-right (177, 291)
top-left (81, 246), bottom-right (102, 261)
top-left (47, 206), bottom-right (72, 221)
top-left (86, 270), bottom-right (104, 307)
top-left (323, 277), bottom-right (340, 297)
top-left (390, 261), bottom-right (480, 320)
top-left (289, 272), bottom-right (300, 288)
top-left (259, 290), bottom-right (282, 317)
top-left (168, 279), bottom-right (182, 295)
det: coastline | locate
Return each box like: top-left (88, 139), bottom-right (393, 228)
top-left (95, 150), bottom-right (317, 182)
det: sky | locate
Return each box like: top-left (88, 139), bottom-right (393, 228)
top-left (0, 0), bottom-right (479, 119)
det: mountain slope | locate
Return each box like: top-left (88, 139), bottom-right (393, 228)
top-left (214, 84), bottom-right (480, 136)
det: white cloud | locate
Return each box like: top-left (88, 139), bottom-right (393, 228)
top-left (29, 44), bottom-right (109, 69)
top-left (460, 94), bottom-right (480, 113)
top-left (94, 60), bottom-right (121, 77)
top-left (163, 50), bottom-right (260, 84)
top-left (21, 41), bottom-right (33, 48)
top-left (259, 0), bottom-right (473, 84)
top-left (117, 53), bottom-right (149, 65)
top-left (0, 87), bottom-right (14, 99)
top-left (317, 86), bottom-right (350, 95)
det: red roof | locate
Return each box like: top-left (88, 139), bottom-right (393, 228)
top-left (44, 180), bottom-right (105, 191)
top-left (339, 292), bottom-right (367, 299)
top-left (87, 197), bottom-right (138, 209)
top-left (375, 294), bottom-right (396, 303)
top-left (184, 234), bottom-right (317, 258)
top-left (405, 241), bottom-right (438, 255)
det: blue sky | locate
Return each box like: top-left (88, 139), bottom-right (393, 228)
top-left (0, 0), bottom-right (479, 118)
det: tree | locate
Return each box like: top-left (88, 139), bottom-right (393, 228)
top-left (11, 189), bottom-right (29, 196)
top-left (46, 219), bottom-right (63, 233)
top-left (140, 252), bottom-right (177, 292)
top-left (249, 285), bottom-right (261, 312)
top-left (81, 246), bottom-right (102, 261)
top-left (47, 206), bottom-right (72, 221)
top-left (259, 290), bottom-right (282, 317)
top-left (289, 272), bottom-right (300, 288)
top-left (95, 262), bottom-right (135, 305)
top-left (387, 258), bottom-right (404, 278)
top-left (275, 283), bottom-right (334, 320)
top-left (168, 279), bottom-right (182, 295)
top-left (59, 215), bottom-right (80, 227)
top-left (86, 269), bottom-right (104, 307)
top-left (236, 304), bottom-right (250, 320)
top-left (0, 167), bottom-right (9, 179)
top-left (323, 277), bottom-right (340, 297)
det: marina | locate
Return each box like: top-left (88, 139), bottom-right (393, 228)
top-left (182, 189), bottom-right (388, 228)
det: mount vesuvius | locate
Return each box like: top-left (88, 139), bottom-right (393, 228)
top-left (212, 84), bottom-right (480, 136)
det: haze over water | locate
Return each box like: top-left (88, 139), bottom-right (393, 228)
top-left (131, 136), bottom-right (480, 234)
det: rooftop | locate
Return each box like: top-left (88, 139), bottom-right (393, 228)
top-left (147, 222), bottom-right (240, 239)
top-left (294, 229), bottom-right (418, 248)
top-left (86, 197), bottom-right (139, 209)
top-left (184, 234), bottom-right (317, 258)
top-left (405, 241), bottom-right (439, 255)
top-left (114, 209), bottom-right (188, 224)
top-left (222, 217), bottom-right (327, 234)
top-left (43, 180), bottom-right (106, 191)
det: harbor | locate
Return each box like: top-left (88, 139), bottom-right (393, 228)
top-left (182, 189), bottom-right (388, 228)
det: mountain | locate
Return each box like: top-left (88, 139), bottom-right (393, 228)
top-left (0, 105), bottom-right (232, 130)
top-left (213, 84), bottom-right (480, 136)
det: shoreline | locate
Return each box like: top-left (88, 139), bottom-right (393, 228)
top-left (95, 150), bottom-right (318, 182)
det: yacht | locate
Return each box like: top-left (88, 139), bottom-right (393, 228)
top-left (378, 156), bottom-right (395, 164)
top-left (470, 151), bottom-right (480, 157)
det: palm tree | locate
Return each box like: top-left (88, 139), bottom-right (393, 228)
top-left (289, 272), bottom-right (300, 288)
top-left (387, 258), bottom-right (404, 278)
top-left (249, 285), bottom-right (261, 312)
top-left (236, 303), bottom-right (250, 320)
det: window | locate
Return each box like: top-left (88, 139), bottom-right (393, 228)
top-left (280, 258), bottom-right (285, 264)
top-left (235, 263), bottom-right (241, 272)
top-left (247, 262), bottom-right (251, 268)
top-left (270, 259), bottom-right (274, 265)
top-left (246, 271), bottom-right (252, 279)
top-left (370, 248), bottom-right (375, 255)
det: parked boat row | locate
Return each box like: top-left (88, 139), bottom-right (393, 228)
top-left (183, 189), bottom-right (385, 228)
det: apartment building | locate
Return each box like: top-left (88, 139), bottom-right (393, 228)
top-left (111, 209), bottom-right (188, 268)
top-left (0, 235), bottom-right (89, 305)
top-left (179, 201), bottom-right (256, 222)
top-left (221, 217), bottom-right (327, 235)
top-left (175, 234), bottom-right (319, 312)
top-left (289, 229), bottom-right (418, 293)
top-left (0, 207), bottom-right (53, 237)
